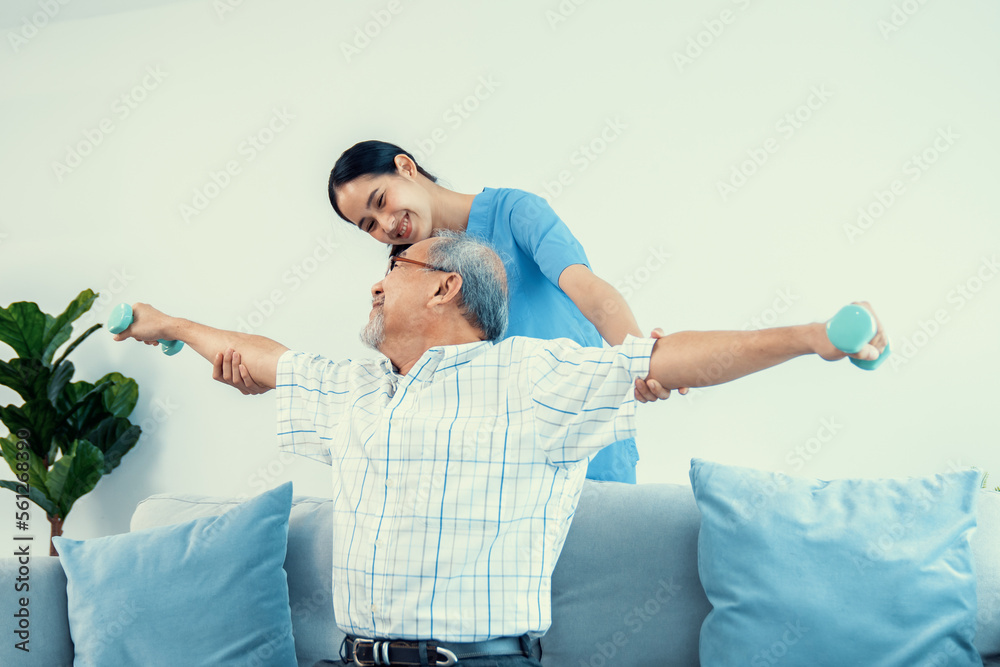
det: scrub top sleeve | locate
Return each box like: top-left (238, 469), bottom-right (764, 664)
top-left (508, 191), bottom-right (592, 287)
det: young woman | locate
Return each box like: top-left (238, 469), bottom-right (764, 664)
top-left (325, 140), bottom-right (681, 483)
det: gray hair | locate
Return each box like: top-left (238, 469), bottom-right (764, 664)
top-left (426, 231), bottom-right (508, 341)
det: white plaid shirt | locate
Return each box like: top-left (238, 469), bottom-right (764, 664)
top-left (275, 335), bottom-right (654, 641)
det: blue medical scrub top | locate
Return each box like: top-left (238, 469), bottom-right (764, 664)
top-left (466, 187), bottom-right (640, 483)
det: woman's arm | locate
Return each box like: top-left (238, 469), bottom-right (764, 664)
top-left (558, 264), bottom-right (681, 402)
top-left (558, 263), bottom-right (641, 346)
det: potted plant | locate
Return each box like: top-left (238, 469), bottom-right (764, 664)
top-left (0, 289), bottom-right (142, 555)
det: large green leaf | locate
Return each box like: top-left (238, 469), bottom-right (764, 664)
top-left (45, 439), bottom-right (104, 518)
top-left (54, 379), bottom-right (112, 438)
top-left (0, 403), bottom-right (32, 435)
top-left (91, 420), bottom-right (141, 474)
top-left (54, 378), bottom-right (94, 416)
top-left (97, 372), bottom-right (139, 419)
top-left (0, 290), bottom-right (98, 366)
top-left (0, 480), bottom-right (59, 517)
top-left (0, 301), bottom-right (49, 361)
top-left (0, 433), bottom-right (48, 494)
top-left (41, 289), bottom-right (98, 366)
top-left (0, 358), bottom-right (50, 401)
top-left (0, 400), bottom-right (57, 459)
top-left (47, 360), bottom-right (75, 404)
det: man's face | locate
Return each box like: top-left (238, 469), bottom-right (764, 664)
top-left (361, 239), bottom-right (439, 353)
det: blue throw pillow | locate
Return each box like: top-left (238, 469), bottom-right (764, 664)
top-left (688, 458), bottom-right (981, 666)
top-left (54, 482), bottom-right (297, 667)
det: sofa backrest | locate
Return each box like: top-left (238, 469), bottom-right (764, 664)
top-left (545, 481), bottom-right (710, 666)
top-left (127, 481), bottom-right (1000, 666)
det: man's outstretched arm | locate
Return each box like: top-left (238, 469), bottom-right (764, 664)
top-left (111, 303), bottom-right (288, 389)
top-left (646, 304), bottom-right (888, 390)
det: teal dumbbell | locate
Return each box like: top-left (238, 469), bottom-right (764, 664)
top-left (826, 304), bottom-right (890, 371)
top-left (107, 304), bottom-right (184, 356)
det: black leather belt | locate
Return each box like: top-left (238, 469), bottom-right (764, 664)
top-left (342, 635), bottom-right (528, 666)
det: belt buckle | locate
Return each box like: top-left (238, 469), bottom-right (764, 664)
top-left (351, 638), bottom-right (378, 666)
top-left (434, 647), bottom-right (458, 666)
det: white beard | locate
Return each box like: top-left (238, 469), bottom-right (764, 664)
top-left (360, 308), bottom-right (385, 351)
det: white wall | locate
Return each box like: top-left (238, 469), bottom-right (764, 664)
top-left (1, 0), bottom-right (998, 545)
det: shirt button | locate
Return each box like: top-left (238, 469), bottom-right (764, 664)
top-left (374, 540), bottom-right (384, 549)
top-left (370, 605), bottom-right (379, 613)
top-left (385, 478), bottom-right (395, 487)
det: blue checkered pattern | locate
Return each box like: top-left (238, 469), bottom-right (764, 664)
top-left (275, 335), bottom-right (654, 641)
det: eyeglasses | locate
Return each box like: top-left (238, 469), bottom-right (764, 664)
top-left (386, 255), bottom-right (447, 276)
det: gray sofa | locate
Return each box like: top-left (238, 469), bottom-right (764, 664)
top-left (4, 481), bottom-right (1000, 666)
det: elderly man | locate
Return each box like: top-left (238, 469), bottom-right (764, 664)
top-left (114, 233), bottom-right (886, 667)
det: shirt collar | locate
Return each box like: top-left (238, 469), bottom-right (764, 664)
top-left (380, 340), bottom-right (495, 384)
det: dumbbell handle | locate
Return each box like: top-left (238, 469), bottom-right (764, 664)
top-left (826, 304), bottom-right (890, 371)
top-left (107, 304), bottom-right (184, 356)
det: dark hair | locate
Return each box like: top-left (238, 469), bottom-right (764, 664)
top-left (328, 140), bottom-right (437, 224)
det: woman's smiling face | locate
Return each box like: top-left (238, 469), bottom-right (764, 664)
top-left (335, 160), bottom-right (434, 246)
